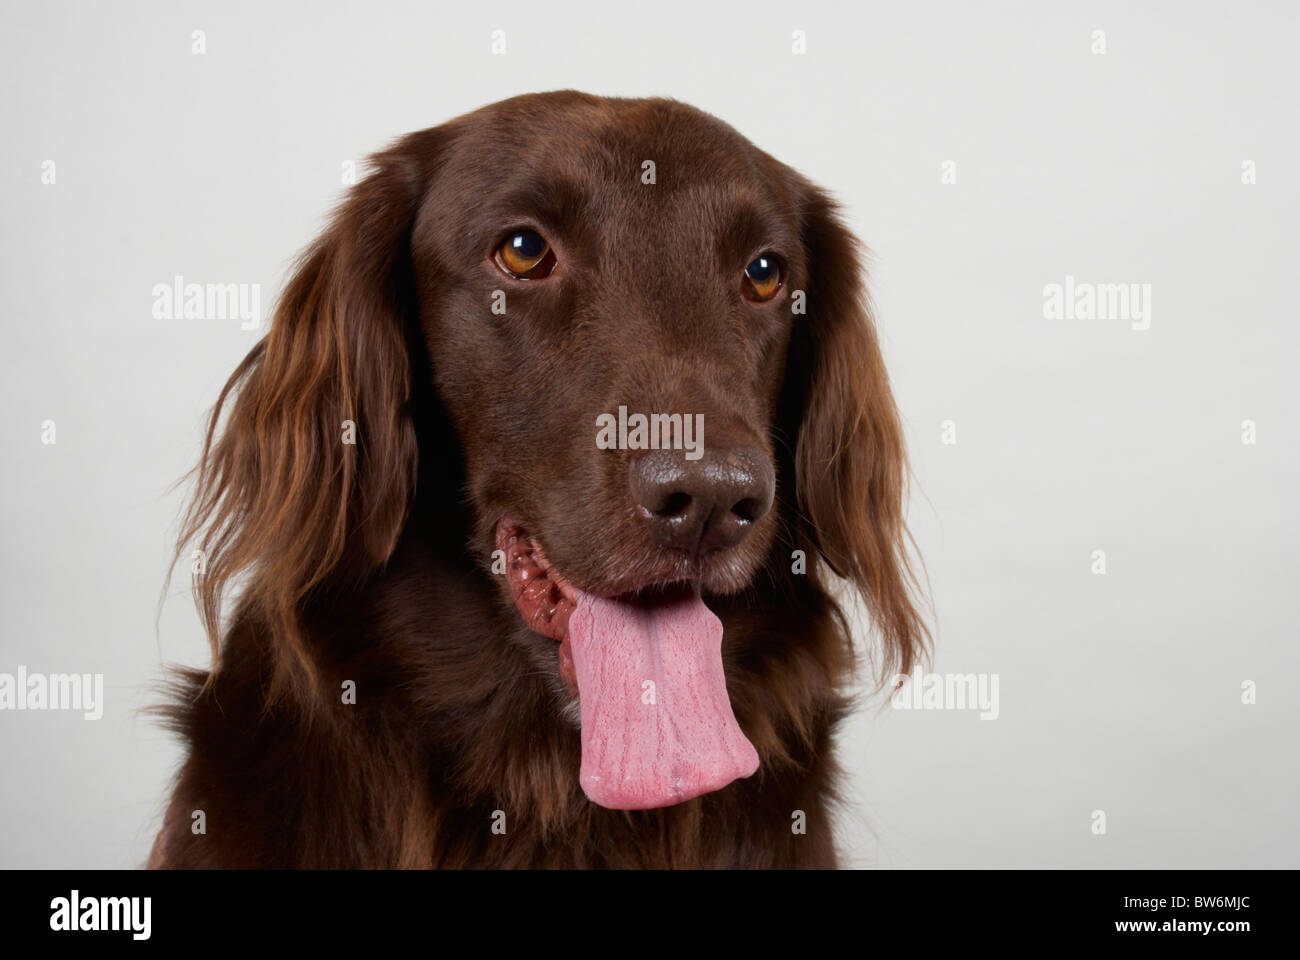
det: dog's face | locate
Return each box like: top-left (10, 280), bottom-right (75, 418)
top-left (181, 91), bottom-right (925, 810)
top-left (412, 96), bottom-right (801, 618)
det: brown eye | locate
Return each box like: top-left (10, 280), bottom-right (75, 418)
top-left (743, 253), bottom-right (783, 301)
top-left (496, 229), bottom-right (556, 279)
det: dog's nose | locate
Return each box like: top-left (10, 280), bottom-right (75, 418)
top-left (629, 446), bottom-right (775, 553)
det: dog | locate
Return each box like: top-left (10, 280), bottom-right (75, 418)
top-left (149, 91), bottom-right (927, 868)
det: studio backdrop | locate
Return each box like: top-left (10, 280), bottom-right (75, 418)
top-left (1, 0), bottom-right (1296, 868)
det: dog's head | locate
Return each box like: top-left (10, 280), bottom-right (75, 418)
top-left (181, 91), bottom-right (927, 808)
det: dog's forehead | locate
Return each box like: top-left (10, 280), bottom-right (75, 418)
top-left (457, 95), bottom-right (781, 201)
top-left (429, 95), bottom-right (798, 258)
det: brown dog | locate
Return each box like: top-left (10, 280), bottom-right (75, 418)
top-left (150, 91), bottom-right (927, 868)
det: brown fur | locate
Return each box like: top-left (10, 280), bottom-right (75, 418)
top-left (149, 91), bottom-right (927, 869)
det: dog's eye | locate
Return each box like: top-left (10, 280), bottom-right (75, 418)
top-left (743, 253), bottom-right (783, 302)
top-left (496, 229), bottom-right (557, 279)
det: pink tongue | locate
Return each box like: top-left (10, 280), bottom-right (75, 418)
top-left (566, 589), bottom-right (759, 810)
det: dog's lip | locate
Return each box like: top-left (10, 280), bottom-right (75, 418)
top-left (496, 518), bottom-right (702, 611)
top-left (496, 519), bottom-right (579, 639)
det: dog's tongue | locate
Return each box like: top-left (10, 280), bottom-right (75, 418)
top-left (566, 588), bottom-right (759, 810)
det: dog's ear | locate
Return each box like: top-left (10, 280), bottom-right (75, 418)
top-left (781, 181), bottom-right (929, 684)
top-left (178, 130), bottom-right (444, 699)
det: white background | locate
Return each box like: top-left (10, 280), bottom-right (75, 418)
top-left (1, 0), bottom-right (1296, 868)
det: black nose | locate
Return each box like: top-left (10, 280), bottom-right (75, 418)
top-left (629, 446), bottom-right (775, 553)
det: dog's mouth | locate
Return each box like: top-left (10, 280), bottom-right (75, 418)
top-left (496, 518), bottom-right (759, 810)
top-left (497, 524), bottom-right (581, 691)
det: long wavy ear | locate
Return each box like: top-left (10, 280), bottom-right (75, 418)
top-left (176, 130), bottom-right (442, 701)
top-left (781, 181), bottom-right (929, 685)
